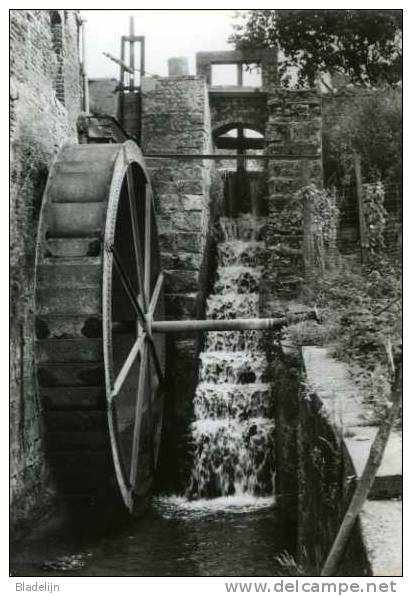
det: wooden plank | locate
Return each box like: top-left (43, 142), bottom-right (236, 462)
top-left (44, 410), bottom-right (106, 431)
top-left (37, 263), bottom-right (101, 288)
top-left (47, 430), bottom-right (109, 450)
top-left (41, 386), bottom-right (105, 410)
top-left (44, 238), bottom-right (101, 258)
top-left (35, 314), bottom-right (102, 340)
top-left (37, 338), bottom-right (103, 363)
top-left (46, 202), bottom-right (104, 238)
top-left (36, 287), bottom-right (101, 316)
top-left (37, 362), bottom-right (105, 387)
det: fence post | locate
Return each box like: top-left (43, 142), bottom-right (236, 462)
top-left (301, 162), bottom-right (316, 280)
top-left (353, 151), bottom-right (368, 264)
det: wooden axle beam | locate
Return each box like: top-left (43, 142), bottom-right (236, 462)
top-left (152, 310), bottom-right (318, 333)
top-left (145, 153), bottom-right (321, 161)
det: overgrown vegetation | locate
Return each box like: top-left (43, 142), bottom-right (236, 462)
top-left (322, 88), bottom-right (402, 188)
top-left (281, 183), bottom-right (401, 423)
top-left (230, 10), bottom-right (402, 87)
top-left (297, 259), bottom-right (400, 422)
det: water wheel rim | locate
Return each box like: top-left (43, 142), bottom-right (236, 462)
top-left (103, 141), bottom-right (165, 512)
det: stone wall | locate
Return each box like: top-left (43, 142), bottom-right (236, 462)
top-left (89, 78), bottom-right (119, 117)
top-left (10, 9), bottom-right (82, 531)
top-left (265, 89), bottom-right (323, 298)
top-left (140, 75), bottom-right (219, 489)
top-left (210, 92), bottom-right (268, 137)
top-left (297, 347), bottom-right (403, 575)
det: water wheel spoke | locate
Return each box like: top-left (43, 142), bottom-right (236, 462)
top-left (144, 184), bottom-right (152, 305)
top-left (130, 337), bottom-right (148, 489)
top-left (110, 243), bottom-right (146, 328)
top-left (110, 333), bottom-right (145, 401)
top-left (147, 337), bottom-right (164, 384)
top-left (153, 387), bottom-right (165, 463)
top-left (148, 272), bottom-right (164, 316)
top-left (146, 350), bottom-right (155, 474)
top-left (126, 167), bottom-right (147, 310)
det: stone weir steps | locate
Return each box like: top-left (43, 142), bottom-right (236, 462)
top-left (187, 215), bottom-right (276, 500)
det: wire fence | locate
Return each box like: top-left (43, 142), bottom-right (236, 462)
top-left (335, 182), bottom-right (402, 260)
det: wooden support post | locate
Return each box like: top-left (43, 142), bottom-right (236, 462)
top-left (301, 162), bottom-right (315, 279)
top-left (140, 37), bottom-right (145, 77)
top-left (237, 63), bottom-right (243, 86)
top-left (80, 19), bottom-right (89, 113)
top-left (354, 151), bottom-right (368, 264)
top-left (321, 362), bottom-right (402, 576)
top-left (129, 16), bottom-right (135, 90)
top-left (119, 38), bottom-right (126, 125)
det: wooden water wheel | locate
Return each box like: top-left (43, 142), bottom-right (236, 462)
top-left (35, 139), bottom-right (317, 515)
top-left (35, 141), bottom-right (165, 514)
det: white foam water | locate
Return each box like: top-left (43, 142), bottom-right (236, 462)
top-left (186, 215), bottom-right (275, 504)
top-left (154, 494), bottom-right (275, 519)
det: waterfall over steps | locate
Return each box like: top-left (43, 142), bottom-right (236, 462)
top-left (187, 214), bottom-right (275, 501)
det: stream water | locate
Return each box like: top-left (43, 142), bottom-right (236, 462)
top-left (10, 498), bottom-right (292, 577)
top-left (186, 215), bottom-right (275, 500)
top-left (11, 216), bottom-right (291, 577)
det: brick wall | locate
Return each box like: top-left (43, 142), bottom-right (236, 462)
top-left (10, 9), bottom-right (82, 531)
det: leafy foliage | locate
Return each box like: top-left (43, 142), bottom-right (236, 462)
top-left (322, 87), bottom-right (402, 187)
top-left (230, 10), bottom-right (402, 87)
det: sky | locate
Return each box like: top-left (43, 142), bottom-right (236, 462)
top-left (81, 10), bottom-right (240, 80)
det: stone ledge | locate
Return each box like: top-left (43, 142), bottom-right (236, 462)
top-left (301, 346), bottom-right (402, 576)
top-left (359, 500), bottom-right (402, 576)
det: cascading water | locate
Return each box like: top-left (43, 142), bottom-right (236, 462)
top-left (186, 215), bottom-right (276, 504)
